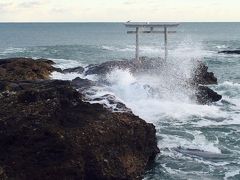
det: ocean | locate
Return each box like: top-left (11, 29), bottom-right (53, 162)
top-left (0, 23), bottom-right (240, 180)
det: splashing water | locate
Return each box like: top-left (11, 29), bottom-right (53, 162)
top-left (48, 42), bottom-right (240, 179)
top-left (84, 42), bottom-right (239, 180)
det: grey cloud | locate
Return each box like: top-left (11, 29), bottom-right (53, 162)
top-left (123, 0), bottom-right (165, 6)
top-left (123, 0), bottom-right (137, 5)
top-left (0, 2), bottom-right (12, 12)
top-left (51, 8), bottom-right (66, 13)
top-left (18, 1), bottom-right (42, 8)
top-left (0, 2), bottom-right (12, 7)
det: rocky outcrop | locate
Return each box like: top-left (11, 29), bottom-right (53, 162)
top-left (0, 58), bottom-right (58, 81)
top-left (218, 50), bottom-right (240, 54)
top-left (0, 80), bottom-right (159, 180)
top-left (193, 61), bottom-right (218, 85)
top-left (196, 85), bottom-right (222, 104)
top-left (192, 62), bottom-right (221, 104)
top-left (0, 58), bottom-right (159, 180)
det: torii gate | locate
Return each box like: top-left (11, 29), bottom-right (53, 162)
top-left (125, 22), bottom-right (179, 61)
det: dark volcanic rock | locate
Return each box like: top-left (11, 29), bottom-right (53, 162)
top-left (0, 80), bottom-right (159, 180)
top-left (0, 58), bottom-right (159, 180)
top-left (196, 85), bottom-right (222, 104)
top-left (193, 61), bottom-right (217, 85)
top-left (192, 62), bottom-right (221, 104)
top-left (218, 50), bottom-right (240, 54)
top-left (63, 66), bottom-right (85, 74)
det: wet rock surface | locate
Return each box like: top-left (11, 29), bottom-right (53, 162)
top-left (63, 66), bottom-right (85, 74)
top-left (0, 58), bottom-right (159, 180)
top-left (193, 61), bottom-right (218, 85)
top-left (196, 85), bottom-right (222, 104)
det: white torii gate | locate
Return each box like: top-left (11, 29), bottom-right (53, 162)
top-left (125, 22), bottom-right (179, 61)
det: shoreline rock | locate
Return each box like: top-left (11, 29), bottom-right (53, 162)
top-left (192, 61), bottom-right (218, 85)
top-left (0, 58), bottom-right (59, 81)
top-left (0, 58), bottom-right (160, 180)
top-left (196, 85), bottom-right (222, 104)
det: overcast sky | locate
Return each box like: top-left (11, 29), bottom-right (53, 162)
top-left (0, 0), bottom-right (239, 22)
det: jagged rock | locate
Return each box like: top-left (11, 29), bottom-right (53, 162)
top-left (0, 58), bottom-right (57, 81)
top-left (0, 58), bottom-right (159, 180)
top-left (193, 62), bottom-right (218, 85)
top-left (218, 50), bottom-right (240, 54)
top-left (196, 85), bottom-right (222, 104)
top-left (63, 66), bottom-right (85, 74)
top-left (0, 80), bottom-right (159, 180)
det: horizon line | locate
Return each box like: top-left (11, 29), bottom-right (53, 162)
top-left (0, 21), bottom-right (240, 23)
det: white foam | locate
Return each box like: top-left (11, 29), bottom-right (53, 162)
top-left (50, 71), bottom-right (83, 80)
top-left (224, 169), bottom-right (240, 180)
top-left (102, 45), bottom-right (135, 52)
top-left (218, 81), bottom-right (240, 88)
top-left (102, 66), bottom-right (226, 124)
top-left (0, 47), bottom-right (26, 55)
top-left (216, 45), bottom-right (228, 49)
top-left (102, 45), bottom-right (165, 55)
top-left (50, 58), bottom-right (85, 69)
top-left (106, 68), bottom-right (136, 86)
top-left (160, 130), bottom-right (221, 154)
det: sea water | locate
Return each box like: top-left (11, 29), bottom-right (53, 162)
top-left (0, 23), bottom-right (240, 180)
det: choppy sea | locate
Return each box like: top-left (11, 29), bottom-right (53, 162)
top-left (0, 23), bottom-right (240, 180)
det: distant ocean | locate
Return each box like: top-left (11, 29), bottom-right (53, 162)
top-left (0, 23), bottom-right (240, 180)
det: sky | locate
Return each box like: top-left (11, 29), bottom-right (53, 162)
top-left (0, 0), bottom-right (240, 22)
